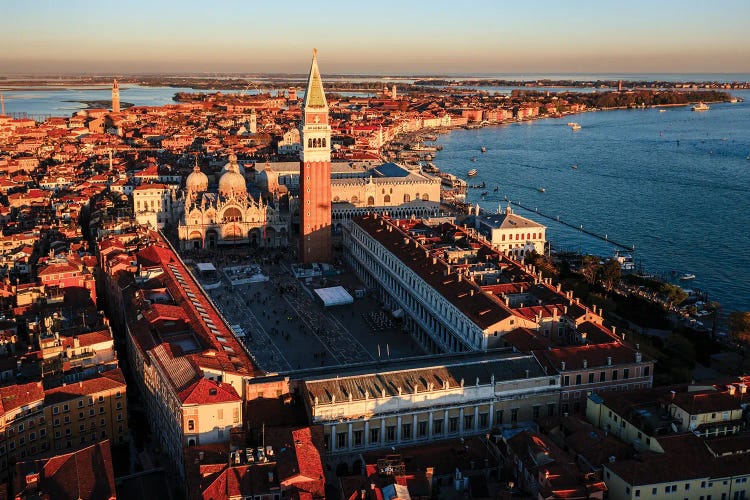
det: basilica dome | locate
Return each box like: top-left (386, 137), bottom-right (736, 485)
top-left (221, 153), bottom-right (246, 175)
top-left (218, 162), bottom-right (247, 197)
top-left (185, 165), bottom-right (208, 193)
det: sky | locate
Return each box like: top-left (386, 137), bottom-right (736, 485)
top-left (2, 0), bottom-right (749, 75)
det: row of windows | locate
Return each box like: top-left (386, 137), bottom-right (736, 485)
top-left (562, 367), bottom-right (650, 386)
top-left (327, 405), bottom-right (551, 450)
top-left (500, 232), bottom-right (541, 241)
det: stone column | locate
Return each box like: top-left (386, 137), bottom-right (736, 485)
top-left (428, 411), bottom-right (434, 438)
top-left (397, 415), bottom-right (402, 443)
top-left (459, 407), bottom-right (465, 435)
top-left (364, 420), bottom-right (370, 447)
top-left (489, 402), bottom-right (495, 428)
top-left (330, 423), bottom-right (336, 452)
top-left (348, 423), bottom-right (353, 451)
top-left (413, 413), bottom-right (418, 440)
top-left (474, 406), bottom-right (479, 433)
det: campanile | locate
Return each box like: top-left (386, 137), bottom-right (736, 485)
top-left (299, 49), bottom-right (332, 263)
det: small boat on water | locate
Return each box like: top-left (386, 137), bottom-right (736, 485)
top-left (480, 146), bottom-right (487, 153)
top-left (469, 181), bottom-right (486, 189)
top-left (470, 157), bottom-right (477, 162)
top-left (659, 109), bottom-right (667, 113)
top-left (692, 102), bottom-right (710, 112)
top-left (538, 187), bottom-right (546, 193)
top-left (569, 123), bottom-right (581, 131)
top-left (679, 273), bottom-right (696, 281)
top-left (467, 168), bottom-right (478, 177)
top-left (480, 191), bottom-right (489, 197)
top-left (493, 185), bottom-right (499, 192)
top-left (571, 165), bottom-right (578, 170)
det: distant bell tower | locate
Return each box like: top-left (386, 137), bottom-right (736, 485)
top-left (299, 48), bottom-right (332, 264)
top-left (112, 79), bottom-right (120, 113)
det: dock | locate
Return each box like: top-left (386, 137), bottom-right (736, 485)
top-left (508, 199), bottom-right (635, 251)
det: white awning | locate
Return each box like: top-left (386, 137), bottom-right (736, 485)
top-left (196, 262), bottom-right (217, 272)
top-left (313, 286), bottom-right (354, 307)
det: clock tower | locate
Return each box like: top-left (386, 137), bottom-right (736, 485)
top-left (299, 49), bottom-right (332, 263)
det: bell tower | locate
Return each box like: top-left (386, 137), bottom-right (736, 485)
top-left (111, 79), bottom-right (120, 113)
top-left (299, 49), bottom-right (332, 263)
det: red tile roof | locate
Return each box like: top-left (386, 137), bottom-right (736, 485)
top-left (179, 377), bottom-right (241, 405)
top-left (14, 440), bottom-right (116, 500)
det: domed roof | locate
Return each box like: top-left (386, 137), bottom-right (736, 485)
top-left (186, 165), bottom-right (208, 193)
top-left (221, 153), bottom-right (245, 175)
top-left (218, 161), bottom-right (246, 197)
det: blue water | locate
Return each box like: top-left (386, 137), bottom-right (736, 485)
top-left (435, 93), bottom-right (750, 312)
top-left (0, 85), bottom-right (373, 117)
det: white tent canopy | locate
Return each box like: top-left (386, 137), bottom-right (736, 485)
top-left (196, 262), bottom-right (217, 273)
top-left (314, 286), bottom-right (354, 307)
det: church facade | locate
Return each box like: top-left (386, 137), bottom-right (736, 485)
top-left (177, 156), bottom-right (287, 250)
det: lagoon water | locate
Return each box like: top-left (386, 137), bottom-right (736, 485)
top-left (435, 92), bottom-right (750, 312)
top-left (2, 84), bottom-right (748, 311)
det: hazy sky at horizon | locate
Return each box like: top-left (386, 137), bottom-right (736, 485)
top-left (2, 0), bottom-right (749, 75)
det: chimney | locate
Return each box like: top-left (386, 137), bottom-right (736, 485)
top-left (607, 356), bottom-right (612, 366)
top-left (561, 361), bottom-right (566, 371)
top-left (728, 385), bottom-right (737, 396)
top-left (635, 352), bottom-right (642, 363)
top-left (583, 359), bottom-right (588, 368)
top-left (612, 326), bottom-right (617, 336)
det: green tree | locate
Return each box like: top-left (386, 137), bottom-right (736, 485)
top-left (729, 311), bottom-right (750, 344)
top-left (597, 259), bottom-right (622, 293)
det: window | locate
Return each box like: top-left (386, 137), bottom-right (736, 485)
top-left (188, 420), bottom-right (195, 431)
top-left (653, 489), bottom-right (658, 495)
top-left (370, 427), bottom-right (379, 444)
top-left (626, 487), bottom-right (631, 495)
top-left (353, 430), bottom-right (363, 447)
top-left (588, 373), bottom-right (595, 383)
top-left (402, 423), bottom-right (412, 440)
top-left (433, 419), bottom-right (443, 435)
top-left (563, 376), bottom-right (570, 386)
top-left (63, 404), bottom-right (69, 412)
top-left (463, 414), bottom-right (474, 430)
top-left (53, 407), bottom-right (59, 415)
top-left (686, 484), bottom-right (690, 491)
top-left (449, 417), bottom-right (459, 432)
top-left (418, 421), bottom-right (428, 437)
top-left (624, 368), bottom-right (630, 379)
top-left (547, 404), bottom-right (555, 417)
top-left (78, 400), bottom-right (84, 408)
top-left (337, 432), bottom-right (347, 449)
top-left (479, 413), bottom-right (488, 428)
top-left (217, 409), bottom-right (223, 420)
top-left (386, 426), bottom-right (396, 442)
top-left (533, 406), bottom-right (541, 419)
top-left (644, 366), bottom-right (650, 377)
top-left (575, 374), bottom-right (582, 385)
top-left (612, 370), bottom-right (619, 381)
top-left (511, 408), bottom-right (519, 423)
top-left (635, 489), bottom-right (641, 497)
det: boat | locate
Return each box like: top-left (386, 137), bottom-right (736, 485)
top-left (424, 134), bottom-right (438, 141)
top-left (410, 142), bottom-right (437, 152)
top-left (480, 191), bottom-right (489, 197)
top-left (470, 157), bottom-right (477, 162)
top-left (493, 186), bottom-right (499, 192)
top-left (480, 146), bottom-right (487, 153)
top-left (659, 109), bottom-right (667, 113)
top-left (538, 187), bottom-right (546, 193)
top-left (467, 169), bottom-right (478, 177)
top-left (469, 181), bottom-right (486, 189)
top-left (679, 273), bottom-right (696, 281)
top-left (692, 102), bottom-right (710, 112)
top-left (613, 251), bottom-right (635, 271)
top-left (569, 122), bottom-right (581, 131)
top-left (571, 165), bottom-right (578, 170)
